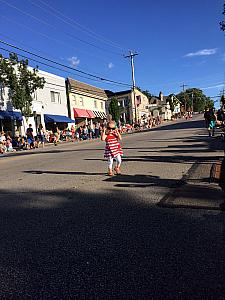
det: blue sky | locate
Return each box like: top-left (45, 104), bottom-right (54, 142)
top-left (0, 0), bottom-right (225, 105)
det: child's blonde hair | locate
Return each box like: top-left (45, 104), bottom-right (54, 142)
top-left (107, 120), bottom-right (116, 128)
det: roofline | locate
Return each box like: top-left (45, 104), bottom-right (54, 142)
top-left (67, 77), bottom-right (106, 93)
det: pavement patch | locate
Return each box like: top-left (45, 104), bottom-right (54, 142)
top-left (158, 162), bottom-right (225, 210)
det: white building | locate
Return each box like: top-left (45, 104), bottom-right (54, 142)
top-left (0, 68), bottom-right (73, 136)
top-left (31, 70), bottom-right (73, 133)
top-left (0, 85), bottom-right (24, 134)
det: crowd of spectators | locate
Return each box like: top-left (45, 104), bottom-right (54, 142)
top-left (0, 115), bottom-right (167, 154)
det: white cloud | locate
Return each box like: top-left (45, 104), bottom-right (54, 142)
top-left (68, 56), bottom-right (80, 68)
top-left (108, 62), bottom-right (114, 69)
top-left (184, 48), bottom-right (217, 57)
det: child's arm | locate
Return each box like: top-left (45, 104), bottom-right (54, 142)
top-left (101, 128), bottom-right (107, 141)
top-left (114, 129), bottom-right (122, 140)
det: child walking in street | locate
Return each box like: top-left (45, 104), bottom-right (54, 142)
top-left (101, 120), bottom-right (123, 176)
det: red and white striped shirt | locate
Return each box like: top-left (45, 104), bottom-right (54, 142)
top-left (104, 134), bottom-right (123, 158)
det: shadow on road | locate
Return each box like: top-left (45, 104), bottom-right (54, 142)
top-left (0, 187), bottom-right (224, 299)
top-left (104, 173), bottom-right (181, 188)
top-left (85, 154), bottom-right (224, 164)
top-left (148, 118), bottom-right (204, 131)
top-left (24, 170), bottom-right (106, 176)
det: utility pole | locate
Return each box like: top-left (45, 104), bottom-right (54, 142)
top-left (180, 83), bottom-right (188, 112)
top-left (124, 51), bottom-right (138, 124)
top-left (180, 83), bottom-right (188, 92)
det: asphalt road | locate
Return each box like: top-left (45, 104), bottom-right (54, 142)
top-left (0, 116), bottom-right (225, 299)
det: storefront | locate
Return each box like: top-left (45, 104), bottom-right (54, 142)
top-left (44, 114), bottom-right (74, 130)
top-left (0, 110), bottom-right (23, 135)
top-left (73, 108), bottom-right (94, 126)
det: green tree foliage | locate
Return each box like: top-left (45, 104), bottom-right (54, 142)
top-left (109, 97), bottom-right (120, 122)
top-left (220, 4), bottom-right (225, 31)
top-left (0, 53), bottom-right (45, 117)
top-left (176, 88), bottom-right (213, 112)
top-left (205, 98), bottom-right (214, 109)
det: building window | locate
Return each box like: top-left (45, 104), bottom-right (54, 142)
top-left (72, 95), bottom-right (77, 105)
top-left (120, 100), bottom-right (125, 108)
top-left (94, 100), bottom-right (97, 108)
top-left (124, 97), bottom-right (129, 106)
top-left (50, 91), bottom-right (61, 104)
top-left (80, 97), bottom-right (84, 106)
top-left (100, 102), bottom-right (104, 110)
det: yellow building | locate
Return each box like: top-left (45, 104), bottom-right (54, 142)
top-left (66, 78), bottom-right (107, 126)
top-left (106, 88), bottom-right (150, 124)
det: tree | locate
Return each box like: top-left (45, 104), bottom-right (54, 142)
top-left (0, 53), bottom-right (45, 117)
top-left (220, 4), bottom-right (225, 31)
top-left (176, 88), bottom-right (213, 112)
top-left (108, 97), bottom-right (120, 122)
top-left (205, 98), bottom-right (214, 109)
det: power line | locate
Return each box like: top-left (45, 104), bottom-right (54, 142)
top-left (0, 0), bottom-right (124, 56)
top-left (0, 39), bottom-right (132, 87)
top-left (35, 0), bottom-right (128, 51)
top-left (26, 0), bottom-right (124, 56)
top-left (0, 46), bottom-right (130, 91)
top-left (1, 18), bottom-right (114, 67)
top-left (0, 46), bottom-right (101, 84)
top-left (0, 48), bottom-right (132, 96)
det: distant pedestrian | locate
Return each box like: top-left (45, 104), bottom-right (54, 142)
top-left (101, 120), bottom-right (123, 176)
top-left (26, 124), bottom-right (34, 149)
top-left (52, 122), bottom-right (60, 145)
top-left (205, 108), bottom-right (216, 137)
top-left (37, 124), bottom-right (45, 148)
top-left (95, 122), bottom-right (100, 138)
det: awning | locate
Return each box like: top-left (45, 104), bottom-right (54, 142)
top-left (0, 110), bottom-right (23, 121)
top-left (86, 110), bottom-right (95, 118)
top-left (73, 108), bottom-right (90, 118)
top-left (9, 111), bottom-right (23, 121)
top-left (100, 112), bottom-right (107, 119)
top-left (0, 111), bottom-right (9, 119)
top-left (93, 111), bottom-right (107, 119)
top-left (44, 114), bottom-right (74, 123)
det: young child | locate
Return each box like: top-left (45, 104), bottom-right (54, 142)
top-left (5, 137), bottom-right (15, 152)
top-left (101, 120), bottom-right (123, 176)
top-left (18, 137), bottom-right (28, 150)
